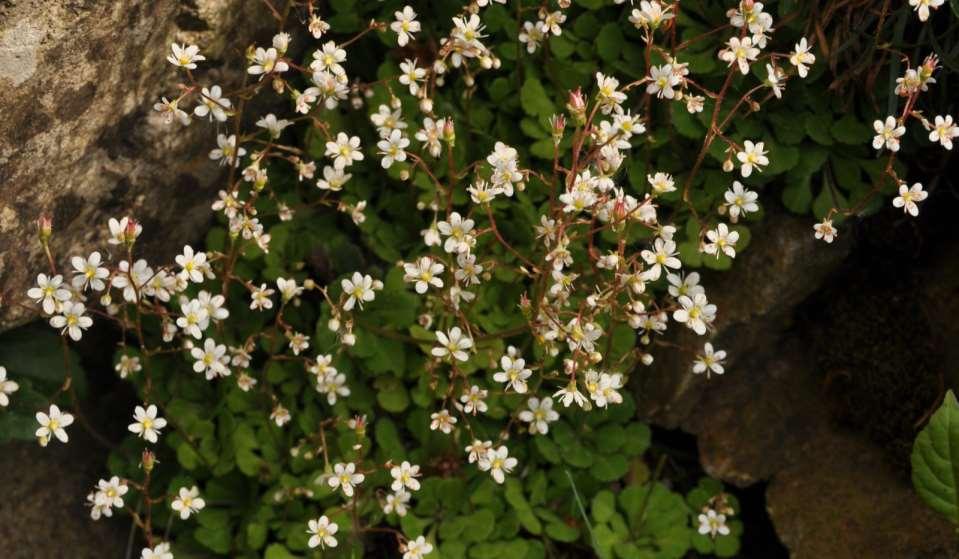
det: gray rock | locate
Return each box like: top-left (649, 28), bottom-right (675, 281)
top-left (0, 0), bottom-right (270, 329)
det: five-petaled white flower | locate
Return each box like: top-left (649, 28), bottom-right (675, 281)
top-left (640, 238), bottom-right (681, 281)
top-left (693, 343), bottom-right (727, 378)
top-left (209, 134), bottom-right (246, 165)
top-left (307, 516), bottom-right (339, 549)
top-left (698, 508), bottom-right (731, 538)
top-left (167, 43), bottom-right (205, 69)
top-left (814, 219), bottom-right (838, 243)
top-left (141, 542), bottom-right (174, 559)
top-left (248, 47), bottom-right (288, 76)
top-left (872, 116), bottom-right (905, 152)
top-left (430, 409), bottom-right (458, 433)
top-left (789, 37), bottom-right (815, 78)
top-left (460, 385), bottom-right (488, 414)
top-left (325, 132), bottom-right (364, 170)
top-left (478, 445), bottom-right (517, 484)
top-left (929, 115), bottom-right (959, 150)
top-left (328, 462), bottom-right (365, 497)
top-left (673, 293), bottom-right (717, 335)
top-left (341, 271), bottom-right (376, 311)
top-left (391, 6), bottom-right (421, 47)
top-left (256, 113), bottom-right (293, 139)
top-left (390, 461), bottom-right (421, 492)
top-left (377, 129), bottom-right (410, 169)
top-left (176, 245), bottom-right (208, 283)
top-left (128, 404), bottom-right (167, 443)
top-left (70, 252), bottom-right (109, 291)
top-left (892, 182), bottom-right (928, 216)
top-left (191, 338), bottom-right (230, 380)
top-left (35, 404), bottom-right (74, 446)
top-left (723, 181), bottom-right (759, 223)
top-left (0, 366), bottom-right (19, 407)
top-left (403, 257), bottom-right (444, 294)
top-left (646, 64), bottom-right (681, 99)
top-left (518, 396), bottom-right (559, 435)
top-left (432, 327), bottom-right (473, 362)
top-left (720, 36), bottom-right (759, 75)
top-left (50, 301), bottom-right (92, 341)
top-left (736, 141), bottom-right (769, 177)
top-left (909, 0), bottom-right (945, 22)
top-left (703, 223), bottom-right (739, 258)
top-left (28, 273), bottom-right (71, 314)
top-left (194, 85), bottom-right (231, 122)
top-left (403, 535), bottom-right (434, 559)
top-left (494, 351), bottom-right (533, 393)
top-left (171, 486), bottom-right (206, 519)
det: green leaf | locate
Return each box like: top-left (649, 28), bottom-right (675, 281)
top-left (520, 78), bottom-right (555, 118)
top-left (830, 114), bottom-right (871, 144)
top-left (375, 376), bottom-right (410, 412)
top-left (912, 390), bottom-right (959, 524)
top-left (596, 23), bottom-right (624, 62)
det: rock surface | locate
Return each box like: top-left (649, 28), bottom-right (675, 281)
top-left (0, 0), bottom-right (270, 329)
top-left (634, 204), bottom-right (959, 558)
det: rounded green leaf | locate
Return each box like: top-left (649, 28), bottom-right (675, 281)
top-left (912, 390), bottom-right (959, 523)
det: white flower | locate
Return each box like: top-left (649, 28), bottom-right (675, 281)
top-left (194, 85), bottom-right (231, 122)
top-left (465, 439), bottom-right (493, 463)
top-left (518, 397), bottom-right (559, 435)
top-left (70, 252), bottom-right (109, 291)
top-left (115, 355), bottom-right (142, 379)
top-left (307, 516), bottom-right (339, 549)
top-left (494, 351), bottom-right (533, 393)
top-left (403, 257), bottom-right (444, 294)
top-left (199, 290), bottom-right (229, 322)
top-left (391, 6), bottom-right (421, 46)
top-left (789, 38), bottom-right (815, 78)
top-left (693, 343), bottom-right (727, 378)
top-left (311, 41), bottom-right (347, 77)
top-left (872, 116), bottom-right (905, 152)
top-left (814, 219), bottom-right (838, 243)
top-left (176, 245), bottom-right (207, 283)
top-left (723, 181), bottom-right (759, 223)
top-left (698, 508), bottom-right (731, 538)
top-left (585, 370), bottom-right (624, 408)
top-left (248, 47), bottom-right (288, 76)
top-left (703, 223), bottom-right (739, 258)
top-left (270, 404), bottom-right (291, 427)
top-left (171, 486), bottom-right (205, 519)
top-left (35, 404), bottom-right (74, 446)
top-left (256, 113), bottom-right (293, 139)
top-left (250, 283), bottom-right (275, 310)
top-left (390, 461), bottom-right (421, 492)
top-left (128, 404), bottom-right (167, 443)
top-left (667, 272), bottom-right (705, 298)
top-left (50, 301), bottom-right (92, 341)
top-left (0, 367), bottom-right (19, 407)
top-left (909, 0), bottom-right (945, 22)
top-left (892, 182), bottom-right (928, 216)
top-left (176, 299), bottom-right (209, 339)
top-left (432, 327), bottom-right (473, 362)
top-left (141, 543), bottom-right (174, 559)
top-left (519, 21), bottom-right (546, 53)
top-left (736, 141), bottom-right (768, 177)
top-left (399, 58), bottom-right (427, 95)
top-left (191, 338), bottom-right (230, 380)
top-left (384, 490), bottom-right (411, 516)
top-left (328, 462), bottom-right (364, 497)
top-left (27, 273), bottom-right (71, 314)
top-left (765, 63), bottom-right (784, 98)
top-left (673, 293), bottom-right (717, 335)
top-left (153, 97), bottom-right (190, 125)
top-left (459, 385), bottom-right (488, 414)
top-left (595, 72), bottom-right (627, 112)
top-left (377, 128), bottom-right (410, 169)
top-left (403, 535), bottom-right (434, 559)
top-left (478, 445), bottom-right (517, 484)
top-left (553, 380), bottom-right (589, 409)
top-left (719, 36), bottom-right (759, 75)
top-left (325, 132), bottom-right (364, 170)
top-left (929, 115), bottom-right (959, 150)
top-left (108, 216), bottom-right (142, 245)
top-left (309, 14), bottom-right (331, 39)
top-left (647, 172), bottom-right (675, 195)
top-left (430, 409), bottom-right (457, 434)
top-left (646, 64), bottom-right (681, 99)
top-left (167, 43), bottom-right (205, 69)
top-left (640, 238), bottom-right (681, 281)
top-left (341, 272), bottom-right (376, 311)
top-left (316, 165), bottom-right (352, 191)
top-left (630, 1), bottom-right (675, 30)
top-left (209, 134), bottom-right (246, 165)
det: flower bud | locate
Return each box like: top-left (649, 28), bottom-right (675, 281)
top-left (419, 97), bottom-right (433, 113)
top-left (566, 88), bottom-right (587, 126)
top-left (722, 158), bottom-right (735, 173)
top-left (142, 450), bottom-right (156, 472)
top-left (37, 215), bottom-right (53, 243)
top-left (443, 119), bottom-right (456, 146)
